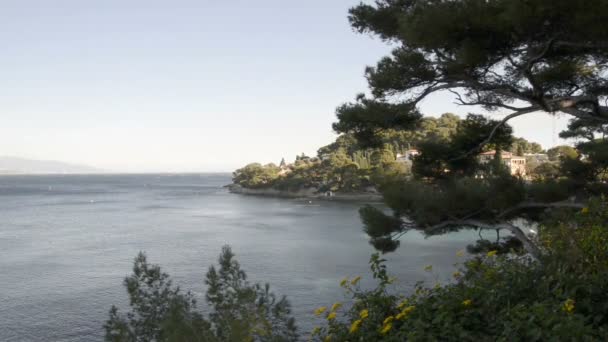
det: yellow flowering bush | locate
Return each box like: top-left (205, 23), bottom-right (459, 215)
top-left (349, 319), bottom-right (362, 334)
top-left (311, 216), bottom-right (608, 341)
top-left (400, 305), bottom-right (415, 317)
top-left (562, 299), bottom-right (575, 314)
top-left (308, 200), bottom-right (608, 341)
top-left (359, 309), bottom-right (368, 319)
top-left (380, 322), bottom-right (392, 335)
top-left (313, 306), bottom-right (327, 316)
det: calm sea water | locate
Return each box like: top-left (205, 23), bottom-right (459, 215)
top-left (0, 174), bottom-right (481, 341)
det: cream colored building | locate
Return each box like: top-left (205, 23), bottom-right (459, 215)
top-left (478, 150), bottom-right (526, 176)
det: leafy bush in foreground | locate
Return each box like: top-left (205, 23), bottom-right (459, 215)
top-left (105, 246), bottom-right (297, 342)
top-left (311, 199), bottom-right (608, 341)
top-left (106, 200), bottom-right (608, 341)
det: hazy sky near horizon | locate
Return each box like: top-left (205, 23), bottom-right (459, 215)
top-left (1, 0), bottom-right (572, 172)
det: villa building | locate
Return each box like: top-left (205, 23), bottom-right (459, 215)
top-left (478, 150), bottom-right (526, 176)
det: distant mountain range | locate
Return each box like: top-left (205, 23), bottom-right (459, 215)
top-left (0, 157), bottom-right (102, 174)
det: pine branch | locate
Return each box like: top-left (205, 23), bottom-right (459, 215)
top-left (423, 219), bottom-right (541, 259)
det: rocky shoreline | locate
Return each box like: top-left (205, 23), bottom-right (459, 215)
top-left (225, 184), bottom-right (383, 202)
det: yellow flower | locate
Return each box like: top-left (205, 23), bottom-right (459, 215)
top-left (330, 302), bottom-right (342, 312)
top-left (462, 299), bottom-right (472, 307)
top-left (487, 250), bottom-right (498, 257)
top-left (581, 207), bottom-right (589, 214)
top-left (350, 276), bottom-right (361, 285)
top-left (383, 316), bottom-right (394, 325)
top-left (453, 271), bottom-right (462, 279)
top-left (339, 277), bottom-right (349, 287)
top-left (456, 249), bottom-right (465, 257)
top-left (359, 309), bottom-right (369, 319)
top-left (349, 319), bottom-right (362, 334)
top-left (563, 299), bottom-right (575, 314)
top-left (380, 323), bottom-right (392, 335)
top-left (314, 306), bottom-right (327, 316)
top-left (396, 306), bottom-right (415, 320)
top-left (397, 299), bottom-right (409, 309)
top-left (312, 326), bottom-right (321, 335)
top-left (324, 334), bottom-right (332, 342)
top-left (402, 305), bottom-right (416, 315)
top-left (327, 312), bottom-right (337, 320)
top-left (424, 265), bottom-right (433, 272)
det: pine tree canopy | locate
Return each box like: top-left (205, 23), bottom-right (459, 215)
top-left (336, 0), bottom-right (608, 143)
top-left (335, 0), bottom-right (608, 256)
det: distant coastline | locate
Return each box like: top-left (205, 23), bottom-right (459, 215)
top-left (0, 156), bottom-right (102, 175)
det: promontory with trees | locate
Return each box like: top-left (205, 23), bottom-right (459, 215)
top-left (229, 112), bottom-right (576, 199)
top-left (107, 0), bottom-right (608, 341)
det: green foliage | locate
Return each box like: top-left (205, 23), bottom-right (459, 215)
top-left (576, 140), bottom-right (608, 181)
top-left (332, 95), bottom-right (421, 147)
top-left (274, 157), bottom-right (326, 191)
top-left (360, 205), bottom-right (403, 252)
top-left (369, 148), bottom-right (395, 168)
top-left (364, 173), bottom-right (529, 253)
top-left (233, 112), bottom-right (542, 201)
top-left (547, 145), bottom-right (579, 162)
top-left (465, 235), bottom-right (523, 256)
top-left (329, 0), bottom-right (608, 256)
top-left (560, 115), bottom-right (608, 142)
top-left (105, 253), bottom-right (213, 342)
top-left (105, 246), bottom-right (297, 342)
top-left (540, 198), bottom-right (608, 274)
top-left (526, 179), bottom-right (576, 203)
top-left (312, 200), bottom-right (608, 341)
top-left (321, 150), bottom-right (363, 192)
top-left (205, 246), bottom-right (297, 341)
top-left (374, 113), bottom-right (461, 152)
top-left (410, 114), bottom-right (514, 179)
top-left (233, 163), bottom-right (280, 189)
top-left (346, 0), bottom-right (608, 113)
top-left (528, 161), bottom-right (560, 180)
top-left (317, 134), bottom-right (360, 158)
top-left (510, 137), bottom-right (544, 155)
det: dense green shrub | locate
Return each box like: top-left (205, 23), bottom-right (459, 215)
top-left (105, 246), bottom-right (297, 342)
top-left (311, 199), bottom-right (608, 341)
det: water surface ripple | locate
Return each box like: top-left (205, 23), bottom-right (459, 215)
top-left (0, 174), bottom-right (479, 341)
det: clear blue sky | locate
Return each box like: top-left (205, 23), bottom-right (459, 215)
top-left (0, 0), bottom-right (570, 172)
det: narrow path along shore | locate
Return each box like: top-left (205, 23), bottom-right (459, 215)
top-left (225, 184), bottom-right (383, 202)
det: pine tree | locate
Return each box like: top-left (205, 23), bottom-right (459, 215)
top-left (333, 0), bottom-right (608, 256)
